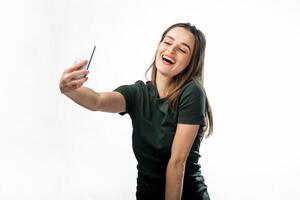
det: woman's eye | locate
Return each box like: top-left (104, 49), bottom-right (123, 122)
top-left (179, 48), bottom-right (186, 53)
top-left (163, 41), bottom-right (171, 45)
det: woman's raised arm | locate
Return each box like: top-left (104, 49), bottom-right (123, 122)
top-left (59, 60), bottom-right (125, 113)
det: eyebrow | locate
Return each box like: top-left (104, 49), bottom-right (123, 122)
top-left (165, 35), bottom-right (192, 51)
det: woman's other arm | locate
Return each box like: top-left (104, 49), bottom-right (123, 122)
top-left (165, 124), bottom-right (200, 200)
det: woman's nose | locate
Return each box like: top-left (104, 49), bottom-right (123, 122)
top-left (167, 45), bottom-right (176, 54)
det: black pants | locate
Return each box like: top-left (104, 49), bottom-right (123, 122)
top-left (136, 173), bottom-right (210, 200)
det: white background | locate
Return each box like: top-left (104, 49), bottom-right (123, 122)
top-left (0, 0), bottom-right (299, 199)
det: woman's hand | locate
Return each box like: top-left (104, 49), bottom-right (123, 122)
top-left (59, 60), bottom-right (90, 94)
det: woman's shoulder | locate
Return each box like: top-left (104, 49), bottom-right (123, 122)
top-left (126, 80), bottom-right (153, 93)
top-left (175, 79), bottom-right (206, 107)
top-left (134, 80), bottom-right (145, 84)
top-left (119, 80), bottom-right (147, 88)
top-left (131, 80), bottom-right (149, 87)
top-left (181, 79), bottom-right (205, 97)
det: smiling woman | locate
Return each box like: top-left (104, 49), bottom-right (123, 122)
top-left (59, 22), bottom-right (213, 200)
top-left (154, 27), bottom-right (195, 90)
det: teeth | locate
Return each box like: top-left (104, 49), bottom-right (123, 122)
top-left (162, 55), bottom-right (175, 64)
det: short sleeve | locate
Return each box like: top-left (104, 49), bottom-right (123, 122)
top-left (177, 81), bottom-right (206, 126)
top-left (113, 81), bottom-right (139, 116)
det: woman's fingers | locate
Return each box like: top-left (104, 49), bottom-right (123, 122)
top-left (60, 76), bottom-right (88, 93)
top-left (66, 77), bottom-right (88, 88)
top-left (64, 69), bottom-right (89, 82)
top-left (64, 60), bottom-right (88, 74)
top-left (59, 60), bottom-right (90, 94)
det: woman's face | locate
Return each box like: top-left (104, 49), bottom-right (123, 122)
top-left (155, 27), bottom-right (195, 79)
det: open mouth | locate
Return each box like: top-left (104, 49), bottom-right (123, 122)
top-left (162, 55), bottom-right (175, 65)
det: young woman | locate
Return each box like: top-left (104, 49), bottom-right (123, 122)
top-left (59, 22), bottom-right (213, 200)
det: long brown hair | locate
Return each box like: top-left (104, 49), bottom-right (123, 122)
top-left (145, 22), bottom-right (213, 137)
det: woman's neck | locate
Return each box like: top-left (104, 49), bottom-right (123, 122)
top-left (155, 71), bottom-right (172, 99)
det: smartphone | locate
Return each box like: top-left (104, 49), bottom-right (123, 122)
top-left (76, 45), bottom-right (96, 79)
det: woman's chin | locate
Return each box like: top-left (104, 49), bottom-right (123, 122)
top-left (156, 67), bottom-right (174, 79)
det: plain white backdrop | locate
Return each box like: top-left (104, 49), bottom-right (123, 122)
top-left (0, 0), bottom-right (299, 199)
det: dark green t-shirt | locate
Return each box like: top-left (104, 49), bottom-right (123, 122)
top-left (113, 79), bottom-right (206, 179)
